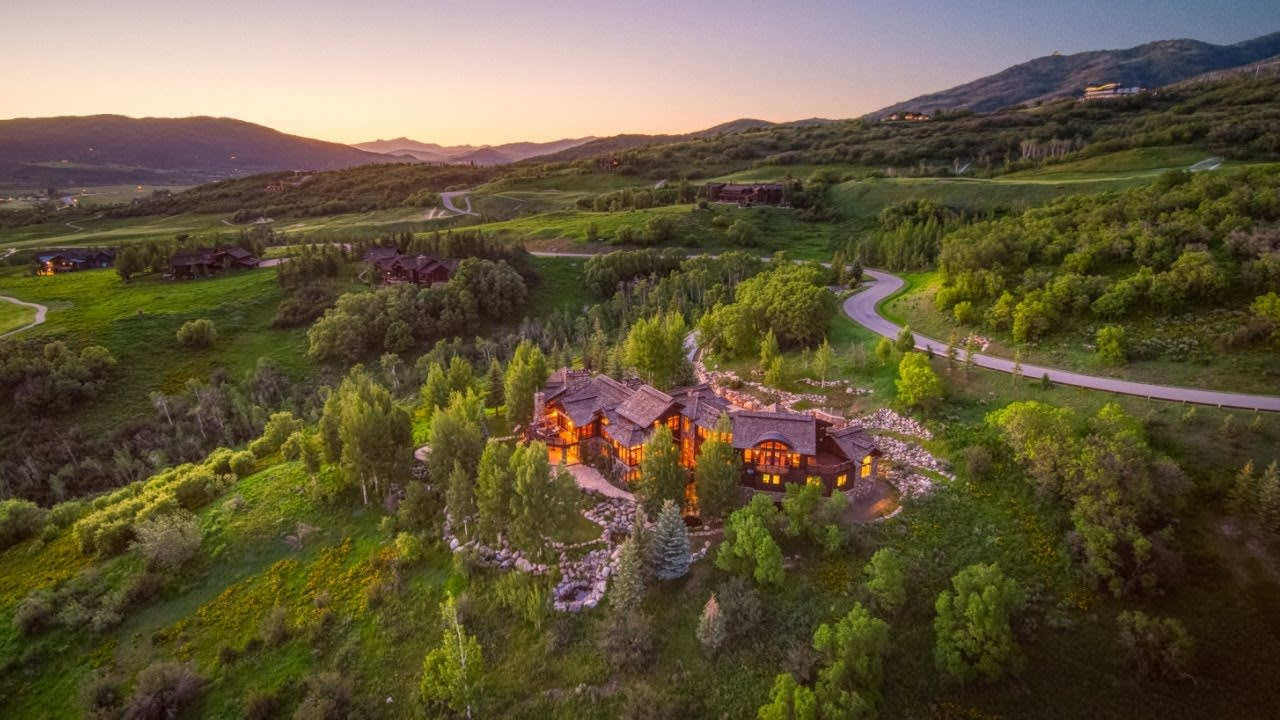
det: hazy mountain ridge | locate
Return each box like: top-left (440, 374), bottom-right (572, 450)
top-left (871, 31), bottom-right (1280, 117)
top-left (0, 115), bottom-right (398, 189)
top-left (352, 136), bottom-right (596, 165)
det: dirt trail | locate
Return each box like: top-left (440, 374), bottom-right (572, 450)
top-left (0, 295), bottom-right (49, 337)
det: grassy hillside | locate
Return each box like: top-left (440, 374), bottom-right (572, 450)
top-left (0, 267), bottom-right (313, 433)
top-left (3, 307), bottom-right (1278, 717)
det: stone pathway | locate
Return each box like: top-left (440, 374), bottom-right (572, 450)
top-left (566, 464), bottom-right (634, 501)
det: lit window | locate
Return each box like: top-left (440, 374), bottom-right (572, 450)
top-left (861, 456), bottom-right (873, 478)
top-left (836, 474), bottom-right (847, 487)
top-left (806, 476), bottom-right (822, 486)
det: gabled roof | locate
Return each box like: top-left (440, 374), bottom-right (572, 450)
top-left (826, 425), bottom-right (881, 462)
top-left (615, 385), bottom-right (674, 427)
top-left (669, 383), bottom-right (732, 430)
top-left (37, 248), bottom-right (115, 263)
top-left (603, 409), bottom-right (651, 448)
top-left (555, 374), bottom-right (633, 427)
top-left (730, 410), bottom-right (818, 456)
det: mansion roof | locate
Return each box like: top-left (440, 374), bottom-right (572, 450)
top-left (539, 371), bottom-right (879, 464)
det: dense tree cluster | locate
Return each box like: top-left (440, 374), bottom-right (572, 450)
top-left (699, 261), bottom-right (836, 358)
top-left (934, 563), bottom-right (1025, 682)
top-left (583, 249), bottom-right (687, 297)
top-left (935, 166), bottom-right (1280, 344)
top-left (307, 258), bottom-right (527, 363)
top-left (319, 366), bottom-right (412, 505)
top-left (988, 402), bottom-right (1189, 596)
top-left (848, 200), bottom-right (970, 271)
top-left (0, 339), bottom-right (116, 416)
top-left (623, 311), bottom-right (690, 389)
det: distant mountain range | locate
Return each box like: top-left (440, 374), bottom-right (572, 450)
top-left (352, 136), bottom-right (596, 165)
top-left (870, 31), bottom-right (1280, 117)
top-left (0, 115), bottom-right (398, 189)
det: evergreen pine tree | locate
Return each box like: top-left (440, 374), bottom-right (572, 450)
top-left (759, 330), bottom-right (780, 370)
top-left (648, 499), bottom-right (691, 581)
top-left (696, 593), bottom-right (727, 654)
top-left (484, 358), bottom-right (504, 409)
top-left (631, 506), bottom-right (649, 557)
top-left (1258, 462), bottom-right (1280, 532)
top-left (611, 533), bottom-right (647, 612)
top-left (1228, 460), bottom-right (1257, 514)
top-left (446, 460), bottom-right (476, 539)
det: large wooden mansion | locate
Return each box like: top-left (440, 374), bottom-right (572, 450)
top-left (34, 248), bottom-right (115, 275)
top-left (364, 247), bottom-right (457, 285)
top-left (1082, 82), bottom-right (1144, 101)
top-left (168, 246), bottom-right (260, 279)
top-left (531, 370), bottom-right (881, 496)
top-left (704, 182), bottom-right (785, 206)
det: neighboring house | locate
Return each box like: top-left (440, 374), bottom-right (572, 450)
top-left (884, 111), bottom-right (931, 121)
top-left (704, 182), bottom-right (785, 206)
top-left (34, 248), bottom-right (115, 275)
top-left (363, 247), bottom-right (457, 285)
top-left (529, 370), bottom-right (881, 498)
top-left (1082, 82), bottom-right (1144, 100)
top-left (168, 246), bottom-right (260, 279)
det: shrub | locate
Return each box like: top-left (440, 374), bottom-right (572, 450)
top-left (131, 512), bottom-right (202, 571)
top-left (250, 411), bottom-right (303, 458)
top-left (80, 669), bottom-right (124, 720)
top-left (45, 499), bottom-right (89, 529)
top-left (121, 661), bottom-right (204, 720)
top-left (293, 672), bottom-right (354, 720)
top-left (175, 318), bottom-right (217, 349)
top-left (13, 588), bottom-right (56, 636)
top-left (0, 498), bottom-right (47, 550)
top-left (394, 531), bottom-right (425, 565)
top-left (261, 605), bottom-right (290, 647)
top-left (1117, 611), bottom-right (1195, 681)
top-left (229, 450), bottom-right (255, 478)
top-left (243, 688), bottom-right (280, 720)
top-left (598, 609), bottom-right (655, 671)
top-left (716, 576), bottom-right (763, 641)
top-left (863, 547), bottom-right (908, 614)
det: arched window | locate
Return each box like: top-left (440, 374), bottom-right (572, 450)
top-left (753, 440), bottom-right (795, 469)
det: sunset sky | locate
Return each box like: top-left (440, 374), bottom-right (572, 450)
top-left (3, 0), bottom-right (1278, 145)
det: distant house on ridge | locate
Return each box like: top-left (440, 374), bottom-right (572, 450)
top-left (704, 182), bottom-right (785, 206)
top-left (363, 247), bottom-right (457, 285)
top-left (34, 248), bottom-right (115, 275)
top-left (168, 246), bottom-right (260, 279)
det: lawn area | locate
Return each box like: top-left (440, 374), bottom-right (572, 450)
top-left (0, 208), bottom-right (472, 254)
top-left (1002, 145), bottom-right (1224, 180)
top-left (466, 204), bottom-right (837, 260)
top-left (880, 271), bottom-right (1280, 394)
top-left (526, 255), bottom-right (593, 319)
top-left (0, 266), bottom-right (312, 433)
top-left (830, 175), bottom-right (1146, 226)
top-left (0, 297), bottom-right (36, 334)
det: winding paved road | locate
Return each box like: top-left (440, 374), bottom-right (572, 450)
top-left (0, 295), bottom-right (49, 337)
top-left (844, 269), bottom-right (1280, 413)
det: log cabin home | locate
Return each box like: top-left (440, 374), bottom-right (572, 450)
top-left (364, 247), bottom-right (457, 285)
top-left (704, 182), bottom-right (785, 206)
top-left (530, 370), bottom-right (881, 500)
top-left (35, 248), bottom-right (115, 275)
top-left (168, 247), bottom-right (260, 279)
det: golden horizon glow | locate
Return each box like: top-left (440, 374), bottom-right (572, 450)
top-left (1, 1), bottom-right (1276, 147)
